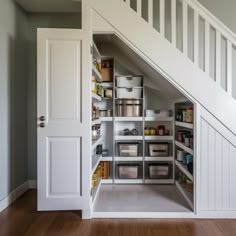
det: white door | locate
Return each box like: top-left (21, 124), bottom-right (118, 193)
top-left (37, 29), bottom-right (92, 211)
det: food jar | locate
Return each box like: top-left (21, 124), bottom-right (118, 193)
top-left (186, 107), bottom-right (193, 123)
top-left (177, 149), bottom-right (188, 162)
top-left (157, 125), bottom-right (165, 136)
top-left (144, 127), bottom-right (150, 136)
top-left (182, 109), bottom-right (187, 122)
top-left (150, 128), bottom-right (156, 136)
top-left (184, 135), bottom-right (191, 147)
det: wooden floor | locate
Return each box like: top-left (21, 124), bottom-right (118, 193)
top-left (0, 191), bottom-right (236, 236)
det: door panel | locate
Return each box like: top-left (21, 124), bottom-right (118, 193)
top-left (48, 40), bottom-right (81, 121)
top-left (48, 137), bottom-right (81, 196)
top-left (37, 29), bottom-right (91, 211)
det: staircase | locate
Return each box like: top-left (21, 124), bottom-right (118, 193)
top-left (88, 0), bottom-right (236, 136)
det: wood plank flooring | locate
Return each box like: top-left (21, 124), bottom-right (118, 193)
top-left (0, 190), bottom-right (236, 236)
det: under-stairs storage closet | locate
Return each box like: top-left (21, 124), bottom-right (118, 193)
top-left (91, 34), bottom-right (195, 215)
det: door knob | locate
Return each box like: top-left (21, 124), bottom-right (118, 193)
top-left (39, 116), bottom-right (46, 121)
top-left (39, 123), bottom-right (45, 128)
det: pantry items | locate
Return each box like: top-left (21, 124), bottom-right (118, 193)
top-left (116, 87), bottom-right (142, 99)
top-left (118, 164), bottom-right (139, 179)
top-left (104, 88), bottom-right (113, 98)
top-left (100, 161), bottom-right (110, 179)
top-left (92, 174), bottom-right (99, 189)
top-left (185, 179), bottom-right (193, 193)
top-left (187, 162), bottom-right (193, 175)
top-left (177, 149), bottom-right (188, 162)
top-left (92, 103), bottom-right (100, 120)
top-left (99, 110), bottom-right (113, 117)
top-left (101, 59), bottom-right (113, 82)
top-left (96, 144), bottom-right (103, 155)
top-left (186, 108), bottom-right (193, 123)
top-left (118, 143), bottom-right (140, 157)
top-left (102, 149), bottom-right (109, 157)
top-left (92, 124), bottom-right (101, 140)
top-left (123, 129), bottom-right (139, 136)
top-left (146, 110), bottom-right (170, 118)
top-left (183, 154), bottom-right (193, 165)
top-left (157, 125), bottom-right (165, 136)
top-left (148, 164), bottom-right (170, 179)
top-left (176, 107), bottom-right (193, 123)
top-left (116, 99), bottom-right (142, 117)
top-left (116, 75), bottom-right (143, 88)
top-left (144, 126), bottom-right (170, 136)
top-left (177, 130), bottom-right (192, 143)
top-left (148, 143), bottom-right (169, 157)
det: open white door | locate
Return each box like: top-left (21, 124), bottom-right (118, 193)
top-left (37, 29), bottom-right (92, 213)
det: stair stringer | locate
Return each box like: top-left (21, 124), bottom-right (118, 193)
top-left (90, 0), bottom-right (236, 136)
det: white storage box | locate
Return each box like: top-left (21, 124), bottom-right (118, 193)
top-left (146, 110), bottom-right (169, 118)
top-left (149, 164), bottom-right (170, 179)
top-left (118, 165), bottom-right (139, 179)
top-left (118, 143), bottom-right (139, 157)
top-left (116, 88), bottom-right (142, 99)
top-left (116, 75), bottom-right (143, 88)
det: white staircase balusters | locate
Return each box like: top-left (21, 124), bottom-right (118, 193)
top-left (171, 0), bottom-right (177, 47)
top-left (159, 0), bottom-right (165, 36)
top-left (121, 0), bottom-right (236, 99)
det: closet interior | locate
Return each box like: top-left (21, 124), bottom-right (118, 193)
top-left (91, 34), bottom-right (195, 213)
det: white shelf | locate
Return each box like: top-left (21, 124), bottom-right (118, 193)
top-left (175, 141), bottom-right (194, 155)
top-left (92, 177), bottom-right (102, 203)
top-left (101, 82), bottom-right (113, 88)
top-left (101, 117), bottom-right (113, 122)
top-left (144, 156), bottom-right (174, 162)
top-left (115, 156), bottom-right (143, 162)
top-left (92, 119), bottom-right (101, 126)
top-left (145, 117), bottom-right (174, 122)
top-left (175, 181), bottom-right (194, 210)
top-left (114, 117), bottom-right (143, 122)
top-left (92, 155), bottom-right (102, 174)
top-left (101, 156), bottom-right (113, 161)
top-left (115, 136), bottom-right (143, 141)
top-left (175, 160), bottom-right (193, 181)
top-left (101, 179), bottom-right (113, 184)
top-left (114, 179), bottom-right (143, 184)
top-left (144, 136), bottom-right (174, 141)
top-left (175, 121), bottom-right (194, 129)
top-left (92, 65), bottom-right (102, 82)
top-left (92, 93), bottom-right (102, 102)
top-left (92, 136), bottom-right (103, 150)
top-left (144, 179), bottom-right (175, 184)
top-left (93, 42), bottom-right (101, 61)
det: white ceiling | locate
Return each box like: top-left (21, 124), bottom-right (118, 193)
top-left (16, 0), bottom-right (81, 13)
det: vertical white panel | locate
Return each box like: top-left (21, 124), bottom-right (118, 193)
top-left (222, 138), bottom-right (230, 209)
top-left (208, 126), bottom-right (215, 210)
top-left (230, 145), bottom-right (236, 209)
top-left (148, 0), bottom-right (153, 26)
top-left (227, 40), bottom-right (233, 95)
top-left (204, 21), bottom-right (210, 75)
top-left (200, 119), bottom-right (209, 210)
top-left (216, 31), bottom-right (221, 85)
top-left (126, 0), bottom-right (130, 6)
top-left (215, 132), bottom-right (223, 210)
top-left (194, 11), bottom-right (199, 65)
top-left (182, 1), bottom-right (188, 56)
top-left (49, 138), bottom-right (81, 196)
top-left (137, 0), bottom-right (142, 17)
top-left (48, 40), bottom-right (81, 121)
top-left (159, 0), bottom-right (165, 36)
top-left (171, 0), bottom-right (176, 46)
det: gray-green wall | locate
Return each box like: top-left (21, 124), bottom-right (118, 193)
top-left (0, 0), bottom-right (28, 201)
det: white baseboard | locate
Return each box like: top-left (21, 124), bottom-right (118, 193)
top-left (28, 180), bottom-right (37, 189)
top-left (0, 182), bottom-right (28, 213)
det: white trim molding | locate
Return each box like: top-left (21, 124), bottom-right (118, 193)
top-left (0, 182), bottom-right (28, 213)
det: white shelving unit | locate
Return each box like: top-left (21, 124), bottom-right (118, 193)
top-left (175, 141), bottom-right (194, 155)
top-left (101, 117), bottom-right (113, 122)
top-left (175, 160), bottom-right (193, 181)
top-left (92, 119), bottom-right (101, 126)
top-left (115, 156), bottom-right (143, 162)
top-left (175, 181), bottom-right (194, 209)
top-left (114, 179), bottom-right (143, 184)
top-left (92, 65), bottom-right (102, 82)
top-left (175, 121), bottom-right (194, 129)
top-left (92, 155), bottom-right (102, 175)
top-left (174, 102), bottom-right (195, 210)
top-left (145, 117), bottom-right (173, 122)
top-left (115, 136), bottom-right (143, 141)
top-left (144, 136), bottom-right (174, 141)
top-left (92, 136), bottom-right (103, 150)
top-left (92, 177), bottom-right (102, 203)
top-left (92, 93), bottom-right (102, 102)
top-left (145, 179), bottom-right (175, 184)
top-left (114, 117), bottom-right (143, 122)
top-left (144, 156), bottom-right (174, 162)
